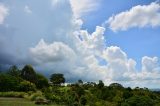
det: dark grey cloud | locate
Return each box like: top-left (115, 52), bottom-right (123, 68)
top-left (0, 0), bottom-right (74, 66)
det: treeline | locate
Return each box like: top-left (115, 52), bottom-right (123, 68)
top-left (0, 65), bottom-right (49, 91)
top-left (0, 65), bottom-right (160, 106)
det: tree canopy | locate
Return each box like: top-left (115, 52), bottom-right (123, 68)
top-left (1, 65), bottom-right (160, 106)
top-left (50, 73), bottom-right (65, 85)
top-left (21, 65), bottom-right (37, 83)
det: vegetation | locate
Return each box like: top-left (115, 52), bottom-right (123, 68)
top-left (1, 65), bottom-right (160, 106)
top-left (50, 73), bottom-right (65, 85)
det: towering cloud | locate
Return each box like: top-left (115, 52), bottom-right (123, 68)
top-left (30, 39), bottom-right (76, 64)
top-left (0, 0), bottom-right (160, 88)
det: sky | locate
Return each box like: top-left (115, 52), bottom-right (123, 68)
top-left (0, 0), bottom-right (160, 88)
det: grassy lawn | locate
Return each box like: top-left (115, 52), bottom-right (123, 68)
top-left (0, 97), bottom-right (59, 106)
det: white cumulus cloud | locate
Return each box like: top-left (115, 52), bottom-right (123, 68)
top-left (102, 46), bottom-right (136, 81)
top-left (0, 3), bottom-right (8, 24)
top-left (103, 46), bottom-right (127, 62)
top-left (102, 46), bottom-right (160, 87)
top-left (142, 56), bottom-right (160, 72)
top-left (106, 2), bottom-right (160, 32)
top-left (29, 39), bottom-right (76, 64)
top-left (69, 0), bottom-right (99, 18)
top-left (77, 26), bottom-right (105, 56)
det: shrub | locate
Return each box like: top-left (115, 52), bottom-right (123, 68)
top-left (0, 74), bottom-right (19, 91)
top-left (29, 91), bottom-right (44, 101)
top-left (19, 80), bottom-right (36, 92)
top-left (121, 96), bottom-right (155, 106)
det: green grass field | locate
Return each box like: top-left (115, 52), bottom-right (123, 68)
top-left (0, 97), bottom-right (59, 106)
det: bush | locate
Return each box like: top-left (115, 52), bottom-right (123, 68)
top-left (121, 96), bottom-right (155, 106)
top-left (80, 96), bottom-right (87, 105)
top-left (19, 80), bottom-right (36, 92)
top-left (0, 74), bottom-right (19, 91)
top-left (44, 93), bottom-right (61, 103)
top-left (29, 91), bottom-right (44, 101)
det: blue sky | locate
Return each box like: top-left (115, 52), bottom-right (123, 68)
top-left (0, 0), bottom-right (160, 88)
top-left (82, 0), bottom-right (160, 69)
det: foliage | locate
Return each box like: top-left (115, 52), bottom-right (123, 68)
top-left (1, 65), bottom-right (160, 106)
top-left (35, 73), bottom-right (49, 89)
top-left (29, 91), bottom-right (44, 101)
top-left (19, 80), bottom-right (36, 92)
top-left (50, 73), bottom-right (65, 85)
top-left (0, 74), bottom-right (19, 91)
top-left (109, 83), bottom-right (124, 89)
top-left (21, 65), bottom-right (37, 83)
top-left (97, 80), bottom-right (104, 89)
top-left (7, 65), bottom-right (21, 77)
top-left (77, 79), bottom-right (83, 85)
top-left (121, 96), bottom-right (155, 106)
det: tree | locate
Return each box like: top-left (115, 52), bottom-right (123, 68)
top-left (50, 73), bottom-right (65, 85)
top-left (97, 80), bottom-right (104, 89)
top-left (70, 84), bottom-right (85, 105)
top-left (7, 65), bottom-right (21, 77)
top-left (21, 65), bottom-right (37, 83)
top-left (36, 73), bottom-right (49, 89)
top-left (78, 79), bottom-right (83, 85)
top-left (0, 74), bottom-right (19, 91)
top-left (123, 90), bottom-right (133, 99)
top-left (109, 83), bottom-right (124, 89)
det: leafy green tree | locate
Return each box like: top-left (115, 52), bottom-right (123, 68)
top-left (83, 82), bottom-right (96, 90)
top-left (72, 84), bottom-right (85, 98)
top-left (0, 74), bottom-right (19, 91)
top-left (50, 73), bottom-right (65, 85)
top-left (7, 65), bottom-right (20, 77)
top-left (109, 83), bottom-right (124, 89)
top-left (21, 65), bottom-right (37, 83)
top-left (78, 79), bottom-right (83, 85)
top-left (97, 80), bottom-right (104, 89)
top-left (123, 90), bottom-right (133, 99)
top-left (35, 73), bottom-right (49, 89)
top-left (70, 84), bottom-right (85, 105)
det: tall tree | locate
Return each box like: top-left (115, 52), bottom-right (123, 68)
top-left (78, 79), bottom-right (83, 85)
top-left (109, 83), bottom-right (124, 89)
top-left (7, 65), bottom-right (20, 77)
top-left (36, 73), bottom-right (49, 89)
top-left (97, 80), bottom-right (104, 89)
top-left (21, 65), bottom-right (37, 83)
top-left (50, 73), bottom-right (65, 85)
